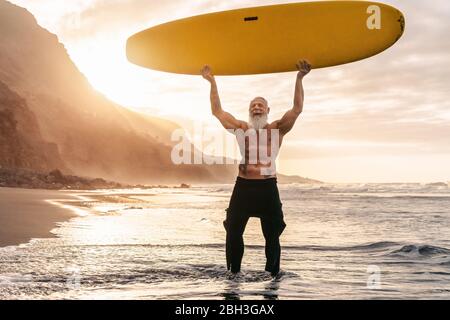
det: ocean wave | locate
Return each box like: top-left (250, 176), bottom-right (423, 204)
top-left (282, 183), bottom-right (450, 195)
top-left (277, 241), bottom-right (400, 252)
top-left (0, 273), bottom-right (34, 285)
top-left (42, 264), bottom-right (297, 287)
top-left (0, 246), bottom-right (18, 254)
top-left (439, 259), bottom-right (450, 266)
top-left (65, 241), bottom-right (400, 253)
top-left (342, 195), bottom-right (450, 202)
top-left (49, 242), bottom-right (450, 260)
top-left (210, 188), bottom-right (231, 193)
top-left (388, 244), bottom-right (450, 257)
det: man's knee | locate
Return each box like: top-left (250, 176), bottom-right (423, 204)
top-left (263, 219), bottom-right (286, 239)
top-left (224, 208), bottom-right (248, 234)
top-left (279, 220), bottom-right (287, 236)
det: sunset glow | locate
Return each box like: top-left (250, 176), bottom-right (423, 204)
top-left (10, 0), bottom-right (450, 182)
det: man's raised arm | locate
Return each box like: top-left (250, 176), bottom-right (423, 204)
top-left (277, 60), bottom-right (311, 135)
top-left (201, 65), bottom-right (245, 130)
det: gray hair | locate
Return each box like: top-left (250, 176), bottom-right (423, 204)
top-left (250, 97), bottom-right (269, 108)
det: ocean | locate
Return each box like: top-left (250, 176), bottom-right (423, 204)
top-left (1, 182), bottom-right (450, 300)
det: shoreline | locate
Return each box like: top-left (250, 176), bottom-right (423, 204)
top-left (0, 187), bottom-right (81, 248)
top-left (0, 187), bottom-right (186, 248)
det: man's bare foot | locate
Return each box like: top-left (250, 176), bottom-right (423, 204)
top-left (226, 270), bottom-right (243, 280)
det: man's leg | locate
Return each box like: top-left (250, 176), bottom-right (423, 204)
top-left (261, 214), bottom-right (286, 277)
top-left (224, 209), bottom-right (249, 273)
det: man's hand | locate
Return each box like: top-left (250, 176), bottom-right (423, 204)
top-left (296, 60), bottom-right (312, 78)
top-left (201, 65), bottom-right (215, 83)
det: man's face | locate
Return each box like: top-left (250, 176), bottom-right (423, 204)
top-left (249, 98), bottom-right (269, 117)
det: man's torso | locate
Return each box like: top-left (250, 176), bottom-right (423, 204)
top-left (236, 122), bottom-right (284, 180)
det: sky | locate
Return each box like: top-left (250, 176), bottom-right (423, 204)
top-left (9, 0), bottom-right (450, 183)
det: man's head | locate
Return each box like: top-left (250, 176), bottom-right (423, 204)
top-left (249, 97), bottom-right (269, 130)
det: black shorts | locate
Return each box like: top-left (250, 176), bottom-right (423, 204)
top-left (224, 177), bottom-right (287, 237)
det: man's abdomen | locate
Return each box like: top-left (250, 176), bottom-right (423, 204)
top-left (238, 163), bottom-right (277, 180)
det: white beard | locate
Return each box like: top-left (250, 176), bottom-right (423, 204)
top-left (248, 114), bottom-right (268, 130)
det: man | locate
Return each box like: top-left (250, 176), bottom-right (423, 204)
top-left (201, 60), bottom-right (311, 277)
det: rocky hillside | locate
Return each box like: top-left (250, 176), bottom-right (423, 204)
top-left (0, 80), bottom-right (65, 172)
top-left (0, 0), bottom-right (238, 184)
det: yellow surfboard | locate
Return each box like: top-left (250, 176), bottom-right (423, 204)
top-left (126, 1), bottom-right (405, 75)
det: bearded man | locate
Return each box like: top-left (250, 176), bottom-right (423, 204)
top-left (201, 60), bottom-right (311, 277)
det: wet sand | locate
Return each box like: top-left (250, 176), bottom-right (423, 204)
top-left (0, 188), bottom-right (78, 247)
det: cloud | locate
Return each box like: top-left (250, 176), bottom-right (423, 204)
top-left (7, 0), bottom-right (450, 181)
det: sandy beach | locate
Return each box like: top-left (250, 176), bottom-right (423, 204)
top-left (0, 188), bottom-right (78, 247)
